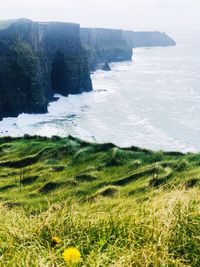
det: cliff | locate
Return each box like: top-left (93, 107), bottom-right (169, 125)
top-left (0, 19), bottom-right (92, 120)
top-left (80, 28), bottom-right (133, 70)
top-left (123, 30), bottom-right (176, 48)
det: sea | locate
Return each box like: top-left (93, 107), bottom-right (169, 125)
top-left (1, 31), bottom-right (200, 153)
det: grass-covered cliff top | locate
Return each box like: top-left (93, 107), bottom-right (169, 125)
top-left (0, 136), bottom-right (200, 266)
top-left (0, 20), bottom-right (15, 29)
top-left (0, 19), bottom-right (30, 30)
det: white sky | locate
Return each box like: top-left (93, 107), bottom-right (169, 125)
top-left (1, 0), bottom-right (200, 32)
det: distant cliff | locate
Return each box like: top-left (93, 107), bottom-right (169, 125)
top-left (0, 19), bottom-right (92, 120)
top-left (123, 31), bottom-right (176, 48)
top-left (80, 28), bottom-right (133, 70)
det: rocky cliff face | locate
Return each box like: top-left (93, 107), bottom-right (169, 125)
top-left (39, 22), bottom-right (92, 96)
top-left (80, 28), bottom-right (133, 70)
top-left (0, 19), bottom-right (92, 120)
top-left (123, 31), bottom-right (176, 48)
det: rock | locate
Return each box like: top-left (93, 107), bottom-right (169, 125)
top-left (102, 62), bottom-right (111, 71)
top-left (0, 19), bottom-right (92, 120)
top-left (80, 27), bottom-right (133, 70)
top-left (123, 30), bottom-right (176, 48)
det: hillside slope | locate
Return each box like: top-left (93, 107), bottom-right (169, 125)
top-left (0, 136), bottom-right (199, 266)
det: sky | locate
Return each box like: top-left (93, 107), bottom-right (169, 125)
top-left (1, 0), bottom-right (200, 33)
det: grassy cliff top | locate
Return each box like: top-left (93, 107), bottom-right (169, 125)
top-left (0, 19), bottom-right (16, 30)
top-left (0, 136), bottom-right (200, 266)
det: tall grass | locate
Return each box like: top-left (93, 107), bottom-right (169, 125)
top-left (0, 188), bottom-right (199, 266)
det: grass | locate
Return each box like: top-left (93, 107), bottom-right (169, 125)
top-left (0, 135), bottom-right (200, 266)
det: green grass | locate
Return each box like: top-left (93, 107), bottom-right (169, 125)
top-left (0, 136), bottom-right (200, 266)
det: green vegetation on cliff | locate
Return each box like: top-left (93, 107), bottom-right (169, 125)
top-left (0, 136), bottom-right (200, 266)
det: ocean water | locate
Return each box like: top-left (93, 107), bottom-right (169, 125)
top-left (1, 33), bottom-right (200, 152)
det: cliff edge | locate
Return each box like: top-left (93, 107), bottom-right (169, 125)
top-left (124, 30), bottom-right (176, 48)
top-left (80, 28), bottom-right (133, 70)
top-left (0, 19), bottom-right (92, 120)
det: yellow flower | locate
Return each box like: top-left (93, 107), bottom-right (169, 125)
top-left (51, 236), bottom-right (61, 246)
top-left (63, 247), bottom-right (81, 264)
